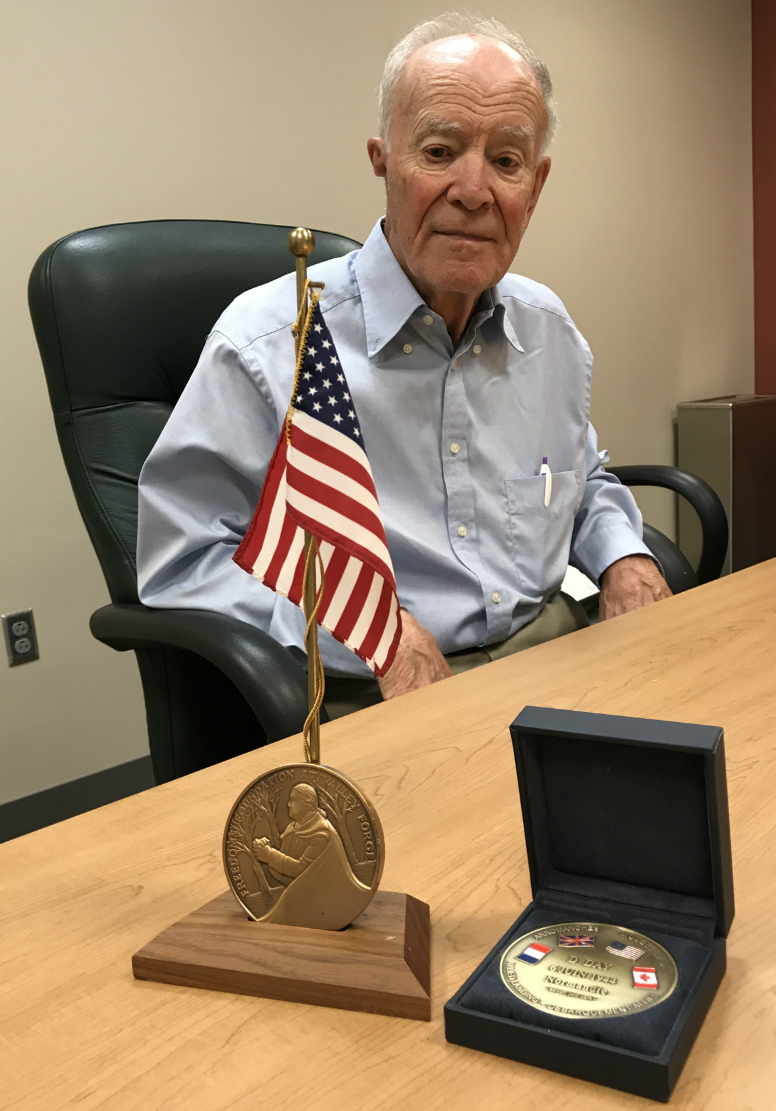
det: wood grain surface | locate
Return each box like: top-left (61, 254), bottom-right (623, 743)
top-left (2, 559), bottom-right (776, 1111)
top-left (132, 889), bottom-right (431, 1020)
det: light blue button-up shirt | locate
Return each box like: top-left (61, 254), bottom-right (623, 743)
top-left (137, 220), bottom-right (651, 677)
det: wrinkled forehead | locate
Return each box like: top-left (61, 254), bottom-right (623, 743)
top-left (394, 35), bottom-right (546, 139)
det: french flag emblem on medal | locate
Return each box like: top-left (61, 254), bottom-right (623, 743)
top-left (633, 966), bottom-right (658, 989)
top-left (517, 942), bottom-right (553, 965)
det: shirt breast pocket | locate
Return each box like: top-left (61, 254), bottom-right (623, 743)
top-left (505, 470), bottom-right (581, 602)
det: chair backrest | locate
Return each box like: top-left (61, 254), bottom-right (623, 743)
top-left (28, 220), bottom-right (361, 604)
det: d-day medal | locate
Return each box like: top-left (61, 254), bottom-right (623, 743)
top-left (500, 922), bottom-right (678, 1018)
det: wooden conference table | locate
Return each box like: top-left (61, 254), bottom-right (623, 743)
top-left (3, 560), bottom-right (776, 1111)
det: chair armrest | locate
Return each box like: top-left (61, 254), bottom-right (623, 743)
top-left (90, 603), bottom-right (311, 742)
top-left (607, 464), bottom-right (728, 584)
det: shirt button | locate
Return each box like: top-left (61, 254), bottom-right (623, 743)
top-left (403, 343), bottom-right (413, 354)
top-left (450, 442), bottom-right (460, 455)
top-left (473, 344), bottom-right (482, 355)
top-left (492, 591), bottom-right (502, 604)
top-left (423, 314), bottom-right (433, 325)
top-left (457, 524), bottom-right (468, 537)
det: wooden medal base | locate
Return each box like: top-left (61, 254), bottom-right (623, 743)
top-left (132, 889), bottom-right (431, 1021)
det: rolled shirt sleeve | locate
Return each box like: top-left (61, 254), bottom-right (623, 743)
top-left (570, 424), bottom-right (656, 584)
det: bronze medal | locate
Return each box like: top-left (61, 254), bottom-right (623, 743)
top-left (223, 763), bottom-right (384, 930)
top-left (499, 922), bottom-right (678, 1019)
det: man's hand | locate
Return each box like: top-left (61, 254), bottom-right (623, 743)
top-left (378, 609), bottom-right (453, 700)
top-left (599, 555), bottom-right (672, 620)
top-left (253, 837), bottom-right (271, 862)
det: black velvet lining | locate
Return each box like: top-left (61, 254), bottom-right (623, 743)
top-left (534, 885), bottom-right (715, 946)
top-left (459, 906), bottom-right (713, 1058)
top-left (520, 735), bottom-right (715, 902)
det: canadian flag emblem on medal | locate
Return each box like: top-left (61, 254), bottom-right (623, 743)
top-left (633, 966), bottom-right (658, 989)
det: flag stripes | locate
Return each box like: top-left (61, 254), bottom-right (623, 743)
top-left (233, 301), bottom-right (401, 677)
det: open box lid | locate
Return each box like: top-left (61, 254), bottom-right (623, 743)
top-left (510, 707), bottom-right (734, 940)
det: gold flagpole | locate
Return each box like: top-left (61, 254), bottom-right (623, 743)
top-left (287, 227), bottom-right (321, 764)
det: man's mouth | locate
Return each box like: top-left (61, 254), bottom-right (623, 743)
top-left (434, 231), bottom-right (493, 243)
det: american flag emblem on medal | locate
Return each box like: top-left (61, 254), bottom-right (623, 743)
top-left (633, 966), bottom-right (659, 989)
top-left (516, 942), bottom-right (552, 965)
top-left (559, 934), bottom-right (595, 947)
top-left (606, 939), bottom-right (646, 961)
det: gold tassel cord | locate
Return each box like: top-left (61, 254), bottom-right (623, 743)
top-left (301, 536), bottom-right (326, 763)
top-left (286, 281), bottom-right (323, 444)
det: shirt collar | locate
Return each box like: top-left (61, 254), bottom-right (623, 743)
top-left (354, 221), bottom-right (424, 357)
top-left (354, 219), bottom-right (523, 356)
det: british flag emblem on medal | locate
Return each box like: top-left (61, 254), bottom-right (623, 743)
top-left (559, 934), bottom-right (595, 947)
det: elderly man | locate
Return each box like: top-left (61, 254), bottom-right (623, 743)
top-left (137, 13), bottom-right (670, 717)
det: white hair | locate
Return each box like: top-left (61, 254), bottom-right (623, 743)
top-left (377, 12), bottom-right (557, 156)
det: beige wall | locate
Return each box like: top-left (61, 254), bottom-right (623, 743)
top-left (0, 0), bottom-right (752, 804)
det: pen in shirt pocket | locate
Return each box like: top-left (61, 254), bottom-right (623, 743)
top-left (540, 457), bottom-right (552, 507)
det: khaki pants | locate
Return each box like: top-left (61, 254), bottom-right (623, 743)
top-left (323, 592), bottom-right (588, 722)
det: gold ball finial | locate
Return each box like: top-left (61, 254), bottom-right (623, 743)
top-left (288, 227), bottom-right (315, 258)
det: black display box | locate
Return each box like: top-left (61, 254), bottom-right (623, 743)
top-left (444, 707), bottom-right (734, 1102)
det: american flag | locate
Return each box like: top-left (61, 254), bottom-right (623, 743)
top-left (606, 940), bottom-right (646, 961)
top-left (233, 299), bottom-right (402, 677)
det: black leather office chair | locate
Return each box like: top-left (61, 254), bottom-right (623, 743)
top-left (608, 465), bottom-right (727, 592)
top-left (29, 219), bottom-right (728, 785)
top-left (574, 464), bottom-right (728, 621)
top-left (29, 219), bottom-right (360, 784)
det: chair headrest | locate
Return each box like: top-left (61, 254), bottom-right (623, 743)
top-left (29, 219), bottom-right (361, 414)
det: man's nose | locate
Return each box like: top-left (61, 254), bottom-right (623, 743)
top-left (446, 152), bottom-right (494, 210)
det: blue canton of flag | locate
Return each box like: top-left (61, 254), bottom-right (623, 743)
top-left (294, 317), bottom-right (363, 443)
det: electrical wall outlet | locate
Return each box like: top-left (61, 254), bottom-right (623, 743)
top-left (2, 609), bottom-right (40, 666)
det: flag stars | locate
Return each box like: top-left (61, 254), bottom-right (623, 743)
top-left (295, 305), bottom-right (366, 447)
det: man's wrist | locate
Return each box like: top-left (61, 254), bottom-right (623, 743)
top-left (602, 554), bottom-right (659, 581)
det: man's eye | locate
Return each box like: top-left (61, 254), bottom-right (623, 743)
top-left (496, 155), bottom-right (519, 169)
top-left (426, 146), bottom-right (448, 159)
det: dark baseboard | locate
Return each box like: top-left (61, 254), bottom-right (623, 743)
top-left (0, 755), bottom-right (156, 843)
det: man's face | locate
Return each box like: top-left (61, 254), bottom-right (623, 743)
top-left (368, 36), bottom-right (551, 304)
top-left (288, 789), bottom-right (309, 820)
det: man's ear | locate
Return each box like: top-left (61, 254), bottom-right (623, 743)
top-left (521, 157), bottom-right (551, 235)
top-left (367, 136), bottom-right (388, 178)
